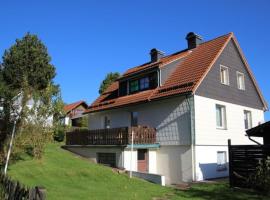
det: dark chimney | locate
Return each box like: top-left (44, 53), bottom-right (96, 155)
top-left (186, 32), bottom-right (203, 49)
top-left (150, 48), bottom-right (165, 62)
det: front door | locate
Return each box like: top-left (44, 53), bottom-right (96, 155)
top-left (137, 149), bottom-right (148, 172)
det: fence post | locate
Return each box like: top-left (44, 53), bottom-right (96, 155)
top-left (36, 186), bottom-right (46, 200)
top-left (228, 139), bottom-right (233, 188)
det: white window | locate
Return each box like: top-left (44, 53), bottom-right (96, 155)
top-left (104, 116), bottom-right (111, 129)
top-left (220, 65), bottom-right (229, 85)
top-left (244, 110), bottom-right (252, 129)
top-left (217, 151), bottom-right (227, 171)
top-left (216, 104), bottom-right (227, 129)
top-left (237, 72), bottom-right (245, 90)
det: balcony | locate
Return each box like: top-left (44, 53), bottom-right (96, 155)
top-left (66, 126), bottom-right (156, 146)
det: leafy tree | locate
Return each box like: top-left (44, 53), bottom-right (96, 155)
top-left (1, 33), bottom-right (61, 160)
top-left (99, 72), bottom-right (120, 94)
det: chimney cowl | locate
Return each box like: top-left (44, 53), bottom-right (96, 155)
top-left (186, 32), bottom-right (203, 49)
top-left (150, 48), bottom-right (165, 62)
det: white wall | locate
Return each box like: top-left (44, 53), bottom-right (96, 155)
top-left (123, 149), bottom-right (138, 171)
top-left (195, 145), bottom-right (229, 181)
top-left (193, 95), bottom-right (264, 181)
top-left (194, 95), bottom-right (264, 145)
top-left (156, 145), bottom-right (192, 184)
top-left (148, 150), bottom-right (157, 174)
top-left (88, 96), bottom-right (191, 146)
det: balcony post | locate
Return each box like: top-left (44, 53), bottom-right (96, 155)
top-left (129, 128), bottom-right (134, 178)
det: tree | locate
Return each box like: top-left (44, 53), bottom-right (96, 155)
top-left (99, 72), bottom-right (120, 94)
top-left (1, 33), bottom-right (61, 160)
top-left (2, 33), bottom-right (56, 126)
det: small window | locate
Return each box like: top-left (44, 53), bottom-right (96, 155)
top-left (220, 65), bottom-right (229, 85)
top-left (129, 80), bottom-right (139, 93)
top-left (217, 151), bottom-right (227, 171)
top-left (237, 72), bottom-right (245, 90)
top-left (104, 116), bottom-right (111, 129)
top-left (216, 104), bottom-right (227, 129)
top-left (140, 77), bottom-right (150, 90)
top-left (97, 153), bottom-right (116, 167)
top-left (131, 112), bottom-right (138, 126)
top-left (244, 110), bottom-right (252, 129)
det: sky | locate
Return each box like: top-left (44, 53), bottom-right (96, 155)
top-left (0, 0), bottom-right (269, 120)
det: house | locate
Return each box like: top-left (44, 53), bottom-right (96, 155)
top-left (63, 101), bottom-right (88, 127)
top-left (65, 32), bottom-right (268, 185)
top-left (0, 93), bottom-right (54, 126)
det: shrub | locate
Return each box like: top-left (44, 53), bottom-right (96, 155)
top-left (11, 124), bottom-right (53, 160)
top-left (53, 125), bottom-right (66, 142)
top-left (247, 157), bottom-right (270, 194)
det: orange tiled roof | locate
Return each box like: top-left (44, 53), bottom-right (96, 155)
top-left (84, 32), bottom-right (267, 113)
top-left (64, 100), bottom-right (88, 113)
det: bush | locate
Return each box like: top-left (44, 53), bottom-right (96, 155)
top-left (11, 124), bottom-right (53, 160)
top-left (53, 125), bottom-right (66, 142)
top-left (247, 157), bottom-right (270, 194)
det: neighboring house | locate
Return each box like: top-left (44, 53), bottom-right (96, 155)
top-left (66, 32), bottom-right (268, 185)
top-left (0, 93), bottom-right (53, 126)
top-left (63, 101), bottom-right (88, 127)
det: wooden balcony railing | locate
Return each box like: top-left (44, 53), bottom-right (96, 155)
top-left (66, 126), bottom-right (156, 146)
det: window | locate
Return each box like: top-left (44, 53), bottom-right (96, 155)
top-left (129, 80), bottom-right (139, 93)
top-left (97, 153), bottom-right (116, 167)
top-left (131, 112), bottom-right (138, 126)
top-left (237, 72), bottom-right (245, 90)
top-left (216, 104), bottom-right (227, 129)
top-left (220, 65), bottom-right (229, 85)
top-left (244, 110), bottom-right (252, 129)
top-left (140, 77), bottom-right (150, 90)
top-left (104, 116), bottom-right (111, 129)
top-left (217, 151), bottom-right (227, 171)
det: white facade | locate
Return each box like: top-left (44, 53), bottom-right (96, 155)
top-left (193, 95), bottom-right (264, 180)
top-left (84, 94), bottom-right (265, 184)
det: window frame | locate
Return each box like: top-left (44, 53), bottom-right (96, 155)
top-left (216, 104), bottom-right (227, 129)
top-left (244, 110), bottom-right (252, 130)
top-left (104, 116), bottom-right (111, 129)
top-left (131, 111), bottom-right (138, 126)
top-left (217, 151), bottom-right (227, 171)
top-left (129, 79), bottom-right (139, 93)
top-left (237, 71), bottom-right (245, 90)
top-left (139, 77), bottom-right (150, 91)
top-left (220, 65), bottom-right (230, 86)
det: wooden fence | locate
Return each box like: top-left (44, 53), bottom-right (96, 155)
top-left (228, 139), bottom-right (270, 188)
top-left (0, 173), bottom-right (46, 200)
top-left (66, 126), bottom-right (156, 146)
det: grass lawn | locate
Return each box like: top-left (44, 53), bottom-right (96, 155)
top-left (8, 143), bottom-right (270, 200)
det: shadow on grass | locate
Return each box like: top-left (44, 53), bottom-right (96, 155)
top-left (173, 182), bottom-right (269, 200)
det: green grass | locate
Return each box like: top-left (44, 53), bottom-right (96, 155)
top-left (8, 143), bottom-right (270, 200)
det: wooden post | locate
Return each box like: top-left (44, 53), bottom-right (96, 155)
top-left (228, 139), bottom-right (233, 188)
top-left (36, 186), bottom-right (46, 200)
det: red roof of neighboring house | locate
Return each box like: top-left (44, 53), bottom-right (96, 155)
top-left (64, 101), bottom-right (88, 114)
top-left (85, 33), bottom-right (268, 113)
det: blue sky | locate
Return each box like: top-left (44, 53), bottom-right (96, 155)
top-left (0, 0), bottom-right (269, 120)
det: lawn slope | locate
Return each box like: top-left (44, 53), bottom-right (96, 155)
top-left (8, 143), bottom-right (269, 200)
top-left (8, 143), bottom-right (170, 200)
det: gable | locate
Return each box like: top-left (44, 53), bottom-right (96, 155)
top-left (195, 39), bottom-right (265, 110)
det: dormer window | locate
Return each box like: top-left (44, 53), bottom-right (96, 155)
top-left (130, 80), bottom-right (139, 93)
top-left (140, 77), bottom-right (150, 90)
